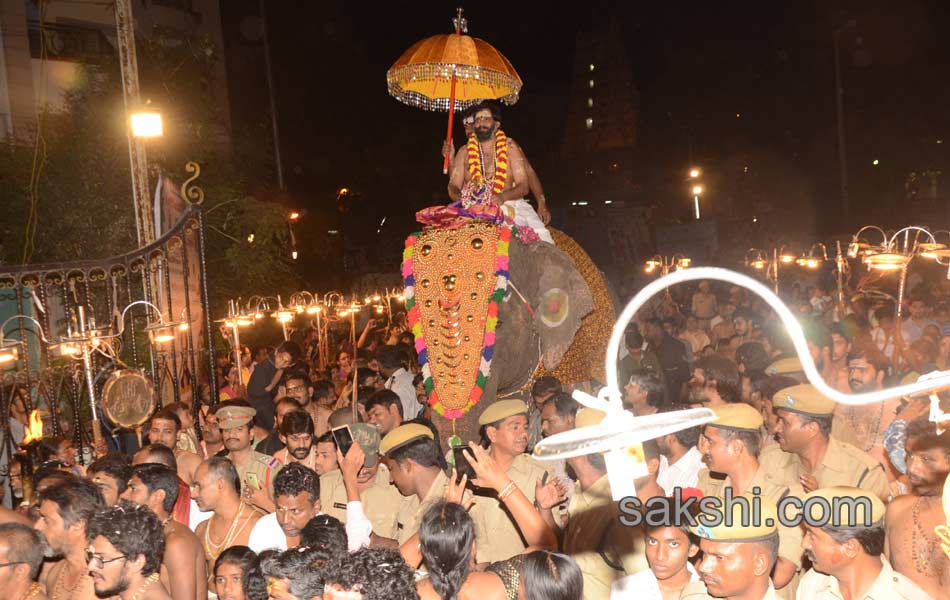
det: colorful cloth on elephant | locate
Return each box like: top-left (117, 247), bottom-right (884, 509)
top-left (500, 199), bottom-right (551, 244)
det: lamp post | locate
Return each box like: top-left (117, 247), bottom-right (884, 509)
top-left (645, 254), bottom-right (692, 277)
top-left (745, 247), bottom-right (798, 294)
top-left (688, 167), bottom-right (703, 220)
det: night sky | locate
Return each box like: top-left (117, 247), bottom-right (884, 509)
top-left (220, 0), bottom-right (950, 257)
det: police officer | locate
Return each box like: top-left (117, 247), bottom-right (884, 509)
top-left (797, 486), bottom-right (930, 599)
top-left (682, 494), bottom-right (782, 599)
top-left (319, 423), bottom-right (402, 541)
top-left (762, 384), bottom-right (887, 499)
top-left (215, 401), bottom-right (283, 512)
top-left (697, 403), bottom-right (804, 596)
top-left (470, 400), bottom-right (554, 564)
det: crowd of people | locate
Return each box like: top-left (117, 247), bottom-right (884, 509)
top-left (0, 273), bottom-right (947, 600)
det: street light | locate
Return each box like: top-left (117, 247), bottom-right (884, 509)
top-left (691, 185), bottom-right (703, 220)
top-left (689, 168), bottom-right (701, 179)
top-left (130, 109), bottom-right (163, 138)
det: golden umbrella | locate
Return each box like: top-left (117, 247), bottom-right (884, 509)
top-left (387, 8), bottom-right (523, 172)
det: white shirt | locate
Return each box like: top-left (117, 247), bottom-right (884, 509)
top-left (246, 504), bottom-right (374, 554)
top-left (611, 561), bottom-right (699, 599)
top-left (656, 446), bottom-right (704, 496)
top-left (386, 368), bottom-right (421, 419)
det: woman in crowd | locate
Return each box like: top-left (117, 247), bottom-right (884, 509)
top-left (213, 545), bottom-right (268, 600)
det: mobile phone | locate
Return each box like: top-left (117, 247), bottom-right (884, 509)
top-left (246, 472), bottom-right (261, 491)
top-left (541, 471), bottom-right (549, 487)
top-left (331, 425), bottom-right (355, 457)
top-left (451, 446), bottom-right (477, 482)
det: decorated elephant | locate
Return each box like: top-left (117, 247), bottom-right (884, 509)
top-left (402, 219), bottom-right (615, 445)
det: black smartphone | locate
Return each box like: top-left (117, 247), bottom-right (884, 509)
top-left (452, 446), bottom-right (477, 481)
top-left (331, 425), bottom-right (354, 457)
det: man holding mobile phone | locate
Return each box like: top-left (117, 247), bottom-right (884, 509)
top-left (215, 401), bottom-right (283, 513)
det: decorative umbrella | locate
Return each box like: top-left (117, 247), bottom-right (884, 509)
top-left (387, 8), bottom-right (523, 173)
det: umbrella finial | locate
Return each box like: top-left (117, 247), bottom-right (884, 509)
top-left (453, 7), bottom-right (468, 34)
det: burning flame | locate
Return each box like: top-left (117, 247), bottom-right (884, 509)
top-left (22, 410), bottom-right (43, 444)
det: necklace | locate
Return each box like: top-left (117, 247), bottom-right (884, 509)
top-left (909, 497), bottom-right (942, 577)
top-left (52, 562), bottom-right (85, 600)
top-left (203, 501), bottom-right (247, 560)
top-left (19, 583), bottom-right (41, 600)
top-left (466, 130), bottom-right (509, 196)
top-left (846, 403), bottom-right (885, 452)
top-left (129, 572), bottom-right (161, 600)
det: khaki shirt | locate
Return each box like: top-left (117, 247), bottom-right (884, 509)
top-left (564, 474), bottom-right (647, 600)
top-left (757, 437), bottom-right (888, 500)
top-left (395, 469), bottom-right (450, 546)
top-left (795, 558), bottom-right (932, 599)
top-left (319, 464), bottom-right (402, 539)
top-left (468, 452), bottom-right (553, 564)
top-left (681, 580), bottom-right (778, 600)
top-left (232, 450), bottom-right (282, 497)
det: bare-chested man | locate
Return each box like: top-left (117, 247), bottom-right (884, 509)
top-left (122, 464), bottom-right (207, 600)
top-left (192, 457), bottom-right (263, 586)
top-left (885, 417), bottom-right (950, 598)
top-left (33, 478), bottom-right (104, 600)
top-left (148, 407), bottom-right (202, 485)
top-left (279, 370), bottom-right (333, 439)
top-left (448, 101), bottom-right (553, 243)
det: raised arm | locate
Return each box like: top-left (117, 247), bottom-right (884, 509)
top-left (448, 146), bottom-right (468, 200)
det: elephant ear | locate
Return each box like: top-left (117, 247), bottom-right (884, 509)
top-left (508, 236), bottom-right (593, 369)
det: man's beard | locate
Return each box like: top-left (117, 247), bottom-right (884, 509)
top-left (475, 127), bottom-right (493, 141)
top-left (95, 573), bottom-right (130, 598)
top-left (911, 470), bottom-right (949, 496)
top-left (290, 445), bottom-right (312, 460)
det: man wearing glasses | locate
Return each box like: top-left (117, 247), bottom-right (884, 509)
top-left (0, 523), bottom-right (46, 600)
top-left (447, 101), bottom-right (554, 243)
top-left (33, 478), bottom-right (104, 600)
top-left (86, 502), bottom-right (171, 600)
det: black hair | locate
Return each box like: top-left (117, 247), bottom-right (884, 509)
top-left (31, 462), bottom-right (74, 491)
top-left (627, 369), bottom-right (666, 408)
top-left (420, 501), bottom-right (475, 600)
top-left (324, 546), bottom-right (419, 600)
top-left (279, 409), bottom-right (315, 436)
top-left (276, 341), bottom-right (303, 365)
top-left (260, 546), bottom-right (333, 600)
top-left (823, 521), bottom-right (885, 556)
top-left (798, 413), bottom-right (833, 438)
top-left (36, 436), bottom-right (68, 463)
top-left (130, 463), bottom-right (180, 514)
top-left (0, 522), bottom-right (46, 579)
top-left (543, 392), bottom-right (578, 418)
top-left (88, 452), bottom-right (132, 496)
top-left (136, 443), bottom-right (178, 471)
top-left (165, 402), bottom-right (192, 419)
top-left (150, 407), bottom-right (182, 431)
top-left (87, 501), bottom-right (165, 576)
top-left (694, 355), bottom-right (740, 402)
top-left (531, 376), bottom-right (562, 398)
top-left (625, 328), bottom-right (644, 349)
top-left (716, 427), bottom-right (763, 458)
top-left (754, 376), bottom-right (801, 403)
top-left (214, 546), bottom-right (268, 600)
top-left (300, 514), bottom-right (348, 556)
top-left (316, 431), bottom-right (335, 448)
top-left (273, 463), bottom-right (320, 503)
top-left (386, 435), bottom-right (447, 471)
top-left (281, 369), bottom-right (312, 387)
top-left (473, 100), bottom-right (502, 123)
top-left (206, 456), bottom-right (241, 495)
top-left (37, 477), bottom-right (104, 528)
top-left (357, 369), bottom-right (382, 387)
top-left (275, 396), bottom-right (303, 412)
top-left (523, 550), bottom-right (583, 600)
top-left (406, 416), bottom-right (442, 449)
top-left (312, 380), bottom-right (335, 401)
top-left (373, 345), bottom-right (404, 370)
top-left (905, 417), bottom-right (950, 460)
top-left (735, 342), bottom-right (770, 374)
top-left (657, 408), bottom-right (700, 448)
top-left (846, 342), bottom-right (891, 374)
top-left (733, 307), bottom-right (758, 325)
top-left (365, 389), bottom-right (403, 418)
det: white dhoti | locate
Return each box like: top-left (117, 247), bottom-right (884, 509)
top-left (501, 199), bottom-right (554, 244)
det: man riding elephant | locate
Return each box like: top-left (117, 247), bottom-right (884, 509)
top-left (447, 101), bottom-right (553, 244)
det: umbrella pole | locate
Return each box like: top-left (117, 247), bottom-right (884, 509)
top-left (442, 74), bottom-right (457, 174)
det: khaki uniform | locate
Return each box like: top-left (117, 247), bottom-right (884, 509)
top-left (319, 464), bottom-right (402, 539)
top-left (394, 469), bottom-right (450, 546)
top-left (468, 453), bottom-right (553, 564)
top-left (563, 474), bottom-right (647, 600)
top-left (757, 437), bottom-right (888, 500)
top-left (698, 467), bottom-right (805, 599)
top-left (681, 580), bottom-right (779, 599)
top-left (795, 558), bottom-right (932, 599)
top-left (232, 450), bottom-right (282, 497)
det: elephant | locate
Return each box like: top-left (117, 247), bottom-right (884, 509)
top-left (403, 221), bottom-right (615, 446)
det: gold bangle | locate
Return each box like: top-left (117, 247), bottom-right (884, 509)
top-left (498, 481), bottom-right (517, 501)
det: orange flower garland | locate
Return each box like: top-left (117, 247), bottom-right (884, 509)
top-left (466, 130), bottom-right (509, 197)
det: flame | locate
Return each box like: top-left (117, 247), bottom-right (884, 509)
top-left (22, 410), bottom-right (43, 444)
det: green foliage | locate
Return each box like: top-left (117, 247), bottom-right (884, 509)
top-left (0, 33), bottom-right (299, 316)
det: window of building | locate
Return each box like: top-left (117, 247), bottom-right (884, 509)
top-left (588, 79), bottom-right (595, 89)
top-left (589, 63), bottom-right (595, 72)
top-left (587, 97), bottom-right (594, 108)
top-left (585, 117), bottom-right (593, 130)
